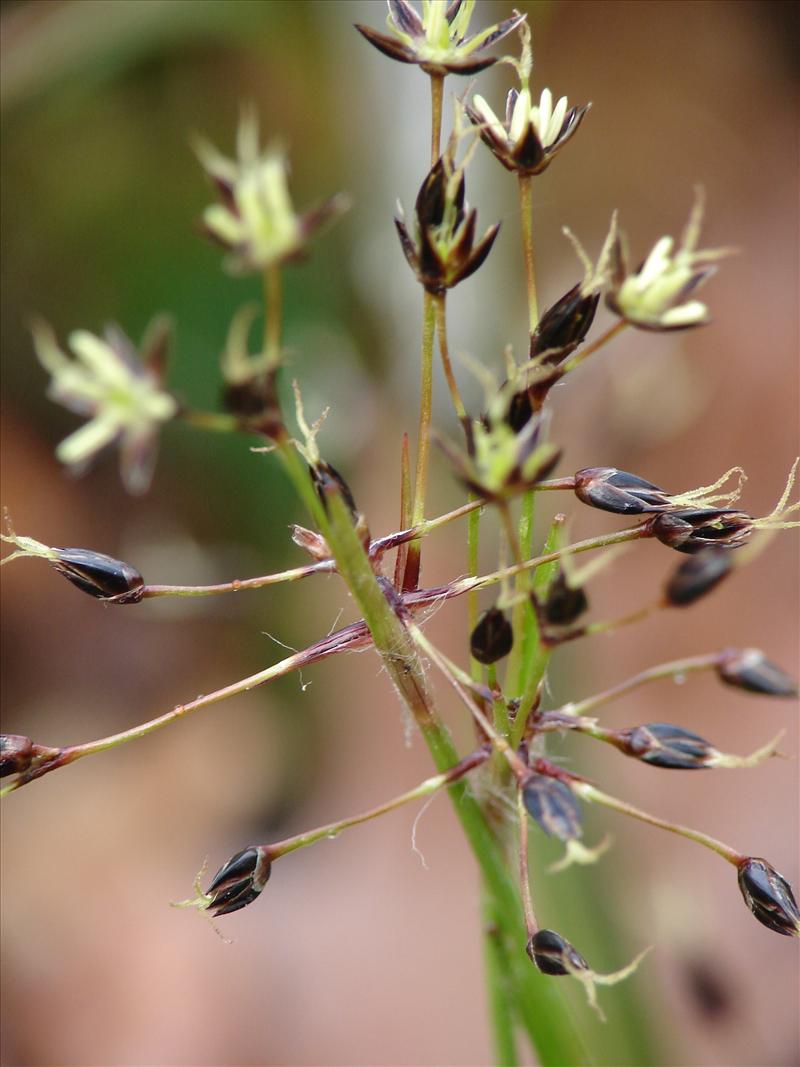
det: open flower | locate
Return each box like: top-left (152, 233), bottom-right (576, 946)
top-left (606, 189), bottom-right (734, 330)
top-left (469, 87), bottom-right (590, 176)
top-left (355, 1), bottom-right (525, 76)
top-left (32, 316), bottom-right (177, 495)
top-left (195, 109), bottom-right (348, 274)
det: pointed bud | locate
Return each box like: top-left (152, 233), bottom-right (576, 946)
top-left (0, 734), bottom-right (34, 778)
top-left (737, 858), bottom-right (800, 936)
top-left (470, 607), bottom-right (513, 664)
top-left (615, 722), bottom-right (714, 769)
top-left (290, 525), bottom-right (331, 562)
top-left (310, 461), bottom-right (359, 521)
top-left (206, 846), bottom-right (272, 917)
top-left (664, 547), bottom-right (732, 606)
top-left (574, 467), bottom-right (672, 515)
top-left (529, 284), bottom-right (600, 365)
top-left (52, 548), bottom-right (144, 603)
top-left (526, 928), bottom-right (589, 975)
top-left (542, 571), bottom-right (588, 626)
top-left (650, 509), bottom-right (753, 553)
top-left (717, 649), bottom-right (798, 698)
top-left (522, 774), bottom-right (582, 841)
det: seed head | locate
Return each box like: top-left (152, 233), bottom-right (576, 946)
top-left (737, 858), bottom-right (800, 937)
top-left (651, 508), bottom-right (753, 553)
top-left (205, 846), bottom-right (272, 917)
top-left (355, 1), bottom-right (525, 76)
top-left (541, 570), bottom-right (589, 627)
top-left (574, 467), bottom-right (672, 515)
top-left (470, 606), bottom-right (513, 664)
top-left (526, 928), bottom-right (589, 975)
top-left (717, 649), bottom-right (798, 698)
top-left (664, 547), bottom-right (732, 606)
top-left (0, 735), bottom-right (34, 778)
top-left (616, 723), bottom-right (714, 770)
top-left (522, 774), bottom-right (582, 841)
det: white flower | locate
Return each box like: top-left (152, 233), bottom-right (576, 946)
top-left (470, 87), bottom-right (590, 175)
top-left (195, 109), bottom-right (348, 275)
top-left (355, 1), bottom-right (525, 76)
top-left (32, 317), bottom-right (177, 494)
top-left (607, 189), bottom-right (734, 330)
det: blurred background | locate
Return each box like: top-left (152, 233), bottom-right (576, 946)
top-left (1, 1), bottom-right (798, 1064)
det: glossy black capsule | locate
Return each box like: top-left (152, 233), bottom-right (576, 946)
top-left (52, 548), bottom-right (144, 603)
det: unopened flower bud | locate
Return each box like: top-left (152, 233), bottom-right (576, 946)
top-left (206, 846), bottom-right (271, 917)
top-left (616, 722), bottom-right (714, 770)
top-left (717, 649), bottom-right (798, 698)
top-left (0, 734), bottom-right (34, 778)
top-left (650, 508), bottom-right (752, 553)
top-left (470, 607), bottom-right (513, 664)
top-left (522, 774), bottom-right (582, 841)
top-left (529, 285), bottom-right (600, 364)
top-left (664, 547), bottom-right (732, 606)
top-left (290, 525), bottom-right (331, 562)
top-left (737, 858), bottom-right (800, 937)
top-left (542, 571), bottom-right (588, 626)
top-left (527, 928), bottom-right (589, 975)
top-left (310, 461), bottom-right (359, 521)
top-left (574, 467), bottom-right (672, 515)
top-left (53, 548), bottom-right (144, 603)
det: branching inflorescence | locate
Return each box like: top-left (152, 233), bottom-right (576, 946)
top-left (2, 1), bottom-right (798, 1061)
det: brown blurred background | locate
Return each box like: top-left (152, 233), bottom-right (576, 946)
top-left (1, 1), bottom-right (798, 1065)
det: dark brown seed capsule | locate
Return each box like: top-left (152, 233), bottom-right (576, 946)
top-left (470, 607), bottom-right (513, 664)
top-left (665, 547), bottom-right (732, 606)
top-left (52, 548), bottom-right (144, 603)
top-left (529, 285), bottom-right (600, 365)
top-left (543, 572), bottom-right (589, 626)
top-left (616, 723), bottom-right (713, 769)
top-left (574, 467), bottom-right (672, 515)
top-left (522, 774), bottom-right (582, 841)
top-left (0, 734), bottom-right (34, 778)
top-left (737, 858), bottom-right (800, 937)
top-left (650, 509), bottom-right (752, 553)
top-left (717, 649), bottom-right (798, 698)
top-left (526, 929), bottom-right (589, 976)
top-left (206, 845), bottom-right (272, 918)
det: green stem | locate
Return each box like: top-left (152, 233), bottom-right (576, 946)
top-left (575, 783), bottom-right (744, 865)
top-left (263, 264), bottom-right (283, 367)
top-left (467, 497), bottom-right (483, 683)
top-left (271, 748), bottom-right (490, 858)
top-left (518, 174), bottom-right (539, 334)
top-left (434, 293), bottom-right (467, 422)
top-left (562, 318), bottom-right (627, 373)
top-left (429, 72), bottom-right (444, 164)
top-left (564, 652), bottom-right (723, 718)
top-left (404, 290), bottom-right (437, 589)
top-left (141, 560), bottom-right (332, 598)
top-left (181, 410), bottom-right (240, 433)
top-left (483, 893), bottom-right (520, 1067)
